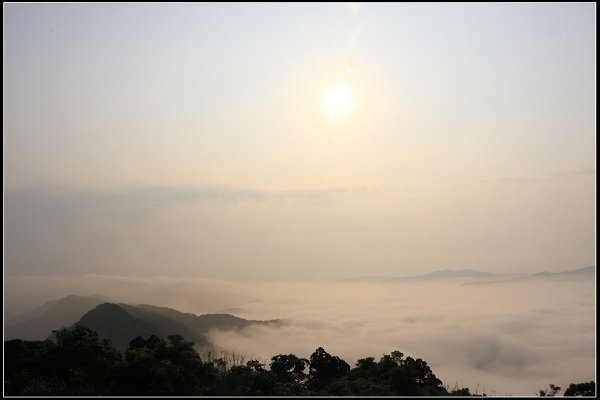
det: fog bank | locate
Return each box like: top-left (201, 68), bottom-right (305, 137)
top-left (4, 275), bottom-right (594, 396)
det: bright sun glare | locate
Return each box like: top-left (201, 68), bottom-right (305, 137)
top-left (323, 85), bottom-right (352, 118)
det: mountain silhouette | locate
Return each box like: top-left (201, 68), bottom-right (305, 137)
top-left (419, 269), bottom-right (508, 280)
top-left (343, 266), bottom-right (594, 285)
top-left (522, 265), bottom-right (595, 281)
top-left (56, 302), bottom-right (281, 351)
top-left (68, 303), bottom-right (161, 350)
top-left (118, 303), bottom-right (207, 347)
top-left (343, 268), bottom-right (519, 283)
top-left (7, 294), bottom-right (282, 350)
top-left (136, 303), bottom-right (282, 332)
top-left (462, 265), bottom-right (595, 286)
top-left (5, 294), bottom-right (109, 340)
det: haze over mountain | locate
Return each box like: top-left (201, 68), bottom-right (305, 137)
top-left (70, 303), bottom-right (164, 350)
top-left (461, 265), bottom-right (595, 286)
top-left (70, 303), bottom-right (282, 351)
top-left (342, 265), bottom-right (593, 284)
top-left (343, 268), bottom-right (515, 283)
top-left (3, 266), bottom-right (595, 396)
top-left (4, 310), bottom-right (18, 325)
top-left (4, 294), bottom-right (109, 341)
top-left (526, 265), bottom-right (595, 279)
top-left (135, 304), bottom-right (282, 333)
top-left (3, 3), bottom-right (595, 396)
top-left (118, 303), bottom-right (201, 344)
top-left (5, 294), bottom-right (282, 351)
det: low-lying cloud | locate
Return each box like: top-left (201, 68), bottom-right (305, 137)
top-left (4, 275), bottom-right (595, 396)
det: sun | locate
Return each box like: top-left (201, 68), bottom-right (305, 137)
top-left (323, 85), bottom-right (352, 119)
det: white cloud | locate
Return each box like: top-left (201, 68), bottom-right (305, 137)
top-left (4, 275), bottom-right (594, 396)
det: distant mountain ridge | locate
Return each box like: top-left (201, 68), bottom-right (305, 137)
top-left (344, 265), bottom-right (594, 284)
top-left (343, 268), bottom-right (519, 283)
top-left (420, 269), bottom-right (509, 280)
top-left (462, 265), bottom-right (595, 286)
top-left (531, 265), bottom-right (594, 277)
top-left (70, 303), bottom-right (162, 350)
top-left (6, 295), bottom-right (282, 350)
top-left (118, 303), bottom-right (201, 344)
top-left (60, 303), bottom-right (281, 351)
top-left (136, 304), bottom-right (281, 332)
top-left (4, 295), bottom-right (109, 341)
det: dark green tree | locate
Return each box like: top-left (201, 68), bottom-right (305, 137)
top-left (117, 334), bottom-right (207, 395)
top-left (538, 383), bottom-right (561, 397)
top-left (4, 325), bottom-right (123, 395)
top-left (270, 354), bottom-right (308, 382)
top-left (270, 354), bottom-right (309, 395)
top-left (4, 339), bottom-right (59, 395)
top-left (4, 325), bottom-right (475, 397)
top-left (308, 347), bottom-right (350, 392)
top-left (564, 381), bottom-right (595, 397)
top-left (214, 359), bottom-right (278, 395)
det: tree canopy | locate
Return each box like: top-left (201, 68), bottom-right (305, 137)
top-left (3, 325), bottom-right (594, 397)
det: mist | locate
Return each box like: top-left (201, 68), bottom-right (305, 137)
top-left (4, 274), bottom-right (594, 396)
top-left (5, 180), bottom-right (595, 281)
top-left (4, 3), bottom-right (596, 397)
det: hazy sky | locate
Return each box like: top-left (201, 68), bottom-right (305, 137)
top-left (4, 3), bottom-right (596, 280)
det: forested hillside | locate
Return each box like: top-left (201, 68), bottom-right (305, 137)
top-left (4, 325), bottom-right (595, 396)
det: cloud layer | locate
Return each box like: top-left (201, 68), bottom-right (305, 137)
top-left (5, 182), bottom-right (596, 281)
top-left (4, 275), bottom-right (595, 396)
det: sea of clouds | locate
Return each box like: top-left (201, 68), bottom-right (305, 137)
top-left (4, 275), bottom-right (595, 396)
